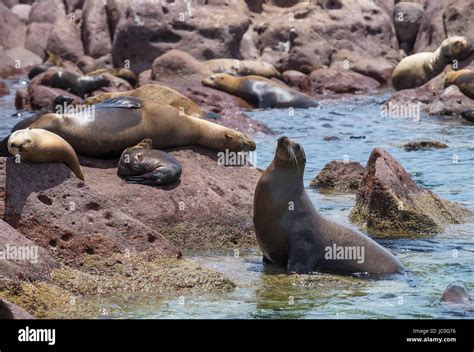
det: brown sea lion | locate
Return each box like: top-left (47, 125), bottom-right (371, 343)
top-left (86, 67), bottom-right (138, 87)
top-left (7, 128), bottom-right (84, 181)
top-left (253, 136), bottom-right (404, 276)
top-left (392, 36), bottom-right (474, 90)
top-left (0, 97), bottom-right (255, 158)
top-left (85, 84), bottom-right (206, 118)
top-left (202, 74), bottom-right (319, 109)
top-left (204, 59), bottom-right (281, 78)
top-left (444, 69), bottom-right (474, 99)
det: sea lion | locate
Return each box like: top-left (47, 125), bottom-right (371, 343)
top-left (118, 139), bottom-right (182, 185)
top-left (0, 96), bottom-right (255, 158)
top-left (85, 84), bottom-right (206, 118)
top-left (8, 128), bottom-right (84, 181)
top-left (86, 67), bottom-right (138, 87)
top-left (253, 136), bottom-right (404, 276)
top-left (392, 36), bottom-right (474, 90)
top-left (441, 283), bottom-right (471, 305)
top-left (202, 74), bottom-right (319, 109)
top-left (204, 59), bottom-right (281, 78)
top-left (51, 71), bottom-right (109, 98)
top-left (444, 69), bottom-right (474, 99)
top-left (27, 50), bottom-right (64, 80)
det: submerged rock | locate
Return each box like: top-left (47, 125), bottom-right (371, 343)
top-left (310, 160), bottom-right (364, 192)
top-left (400, 140), bottom-right (448, 151)
top-left (349, 148), bottom-right (472, 236)
top-left (441, 283), bottom-right (471, 305)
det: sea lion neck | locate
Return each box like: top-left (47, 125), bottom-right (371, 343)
top-left (429, 46), bottom-right (451, 75)
top-left (272, 158), bottom-right (305, 180)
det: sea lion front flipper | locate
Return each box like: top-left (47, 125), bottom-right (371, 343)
top-left (93, 96), bottom-right (143, 109)
top-left (286, 229), bottom-right (319, 274)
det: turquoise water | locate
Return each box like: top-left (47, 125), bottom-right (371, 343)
top-left (1, 80), bottom-right (473, 319)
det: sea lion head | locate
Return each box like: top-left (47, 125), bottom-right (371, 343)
top-left (202, 73), bottom-right (239, 93)
top-left (440, 36), bottom-right (473, 60)
top-left (274, 136), bottom-right (306, 170)
top-left (441, 283), bottom-right (471, 304)
top-left (223, 130), bottom-right (256, 152)
top-left (8, 129), bottom-right (36, 158)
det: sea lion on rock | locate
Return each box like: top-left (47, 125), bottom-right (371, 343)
top-left (0, 96), bottom-right (256, 158)
top-left (85, 84), bottom-right (206, 118)
top-left (8, 128), bottom-right (84, 181)
top-left (253, 136), bottom-right (404, 276)
top-left (86, 67), bottom-right (138, 87)
top-left (118, 139), bottom-right (182, 185)
top-left (444, 69), bottom-right (474, 99)
top-left (392, 36), bottom-right (474, 90)
top-left (204, 59), bottom-right (281, 78)
top-left (202, 74), bottom-right (318, 109)
top-left (51, 71), bottom-right (109, 98)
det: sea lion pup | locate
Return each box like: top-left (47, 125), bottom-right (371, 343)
top-left (86, 67), bottom-right (138, 87)
top-left (85, 84), bottom-right (206, 118)
top-left (8, 128), bottom-right (84, 181)
top-left (392, 36), bottom-right (474, 90)
top-left (204, 59), bottom-right (281, 78)
top-left (51, 71), bottom-right (109, 98)
top-left (28, 50), bottom-right (63, 79)
top-left (444, 69), bottom-right (474, 99)
top-left (202, 74), bottom-right (319, 109)
top-left (1, 97), bottom-right (256, 158)
top-left (253, 136), bottom-right (404, 276)
top-left (441, 283), bottom-right (471, 305)
top-left (118, 139), bottom-right (182, 185)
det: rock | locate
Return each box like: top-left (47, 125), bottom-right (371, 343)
top-left (5, 47), bottom-right (42, 73)
top-left (0, 298), bottom-right (35, 319)
top-left (323, 135), bottom-right (341, 141)
top-left (0, 3), bottom-right (26, 50)
top-left (15, 88), bottom-right (31, 110)
top-left (350, 58), bottom-right (395, 84)
top-left (401, 140), bottom-right (448, 151)
top-left (393, 2), bottom-right (424, 54)
top-left (28, 0), bottom-right (66, 24)
top-left (0, 80), bottom-right (9, 96)
top-left (82, 0), bottom-right (112, 58)
top-left (10, 4), bottom-right (31, 22)
top-left (64, 0), bottom-right (85, 13)
top-left (46, 16), bottom-right (84, 62)
top-left (3, 158), bottom-right (181, 268)
top-left (442, 0), bottom-right (474, 44)
top-left (28, 84), bottom-right (84, 110)
top-left (111, 1), bottom-right (250, 74)
top-left (430, 85), bottom-right (474, 117)
top-left (76, 55), bottom-right (97, 73)
top-left (282, 70), bottom-right (307, 88)
top-left (150, 49), bottom-right (211, 82)
top-left (254, 1), bottom-right (399, 72)
top-left (413, 0), bottom-right (446, 53)
top-left (310, 160), bottom-right (365, 192)
top-left (81, 146), bottom-right (261, 250)
top-left (0, 49), bottom-right (17, 78)
top-left (25, 22), bottom-right (53, 59)
top-left (306, 68), bottom-right (380, 94)
top-left (91, 72), bottom-right (133, 95)
top-left (94, 53), bottom-right (112, 68)
top-left (0, 219), bottom-right (59, 283)
top-left (349, 148), bottom-right (472, 236)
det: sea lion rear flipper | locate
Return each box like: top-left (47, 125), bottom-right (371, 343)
top-left (94, 96), bottom-right (143, 109)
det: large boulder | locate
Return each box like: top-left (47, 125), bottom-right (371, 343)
top-left (349, 148), bottom-right (472, 236)
top-left (25, 22), bottom-right (54, 59)
top-left (393, 2), bottom-right (424, 54)
top-left (306, 68), bottom-right (380, 94)
top-left (310, 160), bottom-right (364, 192)
top-left (28, 0), bottom-right (66, 24)
top-left (82, 0), bottom-right (112, 58)
top-left (150, 49), bottom-right (211, 82)
top-left (5, 47), bottom-right (42, 73)
top-left (3, 158), bottom-right (181, 268)
top-left (111, 0), bottom-right (251, 74)
top-left (10, 4), bottom-right (31, 22)
top-left (0, 49), bottom-right (17, 78)
top-left (81, 146), bottom-right (261, 250)
top-left (46, 16), bottom-right (84, 62)
top-left (0, 298), bottom-right (35, 319)
top-left (0, 80), bottom-right (9, 96)
top-left (0, 4), bottom-right (26, 50)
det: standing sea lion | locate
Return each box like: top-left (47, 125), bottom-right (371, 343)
top-left (0, 97), bottom-right (255, 158)
top-left (444, 69), bottom-right (474, 99)
top-left (253, 136), bottom-right (404, 276)
top-left (202, 74), bottom-right (319, 109)
top-left (392, 36), bottom-right (474, 90)
top-left (8, 128), bottom-right (84, 181)
top-left (204, 59), bottom-right (281, 78)
top-left (51, 71), bottom-right (109, 98)
top-left (118, 139), bottom-right (182, 185)
top-left (85, 84), bottom-right (206, 118)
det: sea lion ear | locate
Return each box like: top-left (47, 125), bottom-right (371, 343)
top-left (225, 133), bottom-right (233, 140)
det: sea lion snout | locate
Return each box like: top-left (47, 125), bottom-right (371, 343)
top-left (276, 136), bottom-right (306, 165)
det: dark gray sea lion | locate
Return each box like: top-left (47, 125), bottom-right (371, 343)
top-left (202, 73), bottom-right (319, 109)
top-left (0, 96), bottom-right (256, 158)
top-left (118, 139), bottom-right (182, 185)
top-left (51, 71), bottom-right (109, 97)
top-left (253, 136), bottom-right (404, 276)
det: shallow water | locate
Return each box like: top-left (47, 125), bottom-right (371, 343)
top-left (1, 80), bottom-right (473, 319)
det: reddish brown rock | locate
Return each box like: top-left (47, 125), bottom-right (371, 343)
top-left (46, 16), bottom-right (84, 63)
top-left (306, 68), bottom-right (380, 94)
top-left (393, 2), bottom-right (424, 54)
top-left (15, 88), bottom-right (31, 110)
top-left (150, 49), bottom-right (211, 82)
top-left (0, 80), bottom-right (9, 96)
top-left (28, 84), bottom-right (83, 110)
top-left (310, 160), bottom-right (364, 192)
top-left (5, 47), bottom-right (42, 73)
top-left (81, 146), bottom-right (261, 250)
top-left (349, 148), bottom-right (472, 236)
top-left (64, 0), bottom-right (85, 13)
top-left (82, 0), bottom-right (112, 58)
top-left (3, 158), bottom-right (181, 268)
top-left (282, 70), bottom-right (307, 88)
top-left (77, 55), bottom-right (97, 73)
top-left (0, 49), bottom-right (17, 78)
top-left (0, 3), bottom-right (26, 50)
top-left (0, 298), bottom-right (35, 319)
top-left (25, 22), bottom-right (53, 59)
top-left (28, 0), bottom-right (66, 24)
top-left (0, 219), bottom-right (59, 283)
top-left (10, 4), bottom-right (31, 22)
top-left (401, 140), bottom-right (448, 151)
